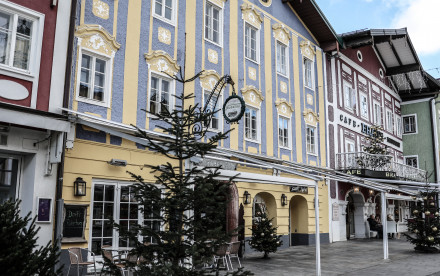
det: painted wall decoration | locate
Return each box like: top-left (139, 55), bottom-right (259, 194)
top-left (75, 24), bottom-right (120, 56)
top-left (241, 85), bottom-right (264, 108)
top-left (144, 50), bottom-right (180, 75)
top-left (208, 49), bottom-right (219, 64)
top-left (241, 3), bottom-right (264, 28)
top-left (248, 67), bottom-right (257, 80)
top-left (158, 27), bottom-right (172, 45)
top-left (303, 108), bottom-right (319, 126)
top-left (272, 23), bottom-right (291, 45)
top-left (92, 0), bottom-right (110, 19)
top-left (300, 40), bottom-right (316, 61)
top-left (275, 98), bottom-right (294, 117)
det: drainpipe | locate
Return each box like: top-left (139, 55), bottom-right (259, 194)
top-left (54, 0), bottom-right (77, 270)
top-left (314, 181), bottom-right (321, 276)
top-left (430, 98), bottom-right (440, 183)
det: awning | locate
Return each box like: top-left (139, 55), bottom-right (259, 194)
top-left (1, 103), bottom-right (70, 132)
top-left (385, 193), bottom-right (419, 201)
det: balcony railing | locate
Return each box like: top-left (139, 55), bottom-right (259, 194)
top-left (336, 152), bottom-right (426, 182)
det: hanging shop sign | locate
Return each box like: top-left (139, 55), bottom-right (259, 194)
top-left (361, 123), bottom-right (383, 138)
top-left (223, 94), bottom-right (245, 123)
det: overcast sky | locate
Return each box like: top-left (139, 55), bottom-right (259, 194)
top-left (315, 0), bottom-right (440, 79)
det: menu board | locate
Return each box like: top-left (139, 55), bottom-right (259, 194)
top-left (63, 205), bottom-right (87, 238)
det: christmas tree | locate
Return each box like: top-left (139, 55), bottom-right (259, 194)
top-left (0, 200), bottom-right (61, 275)
top-left (357, 125), bottom-right (390, 169)
top-left (248, 203), bottom-right (282, 259)
top-left (108, 69), bottom-right (251, 275)
top-left (404, 187), bottom-right (440, 253)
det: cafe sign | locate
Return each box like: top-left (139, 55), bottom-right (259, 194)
top-left (223, 94), bottom-right (245, 123)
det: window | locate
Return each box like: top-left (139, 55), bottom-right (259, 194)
top-left (345, 140), bottom-right (355, 168)
top-left (205, 1), bottom-right (222, 45)
top-left (276, 42), bottom-right (287, 75)
top-left (0, 156), bottom-right (19, 203)
top-left (278, 116), bottom-right (290, 148)
top-left (360, 94), bottom-right (368, 118)
top-left (203, 90), bottom-right (222, 131)
top-left (403, 115), bottom-right (417, 134)
top-left (304, 58), bottom-right (313, 89)
top-left (374, 102), bottom-right (382, 126)
top-left (396, 116), bottom-right (402, 137)
top-left (154, 0), bottom-right (175, 22)
top-left (343, 83), bottom-right (354, 110)
top-left (78, 53), bottom-right (108, 103)
top-left (405, 156), bottom-right (418, 168)
top-left (0, 9), bottom-right (35, 71)
top-left (149, 74), bottom-right (173, 115)
top-left (306, 125), bottom-right (317, 154)
top-left (386, 110), bottom-right (394, 133)
top-left (244, 106), bottom-right (259, 141)
top-left (245, 23), bottom-right (258, 62)
top-left (91, 183), bottom-right (162, 255)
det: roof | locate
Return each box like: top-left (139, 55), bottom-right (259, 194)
top-left (340, 28), bottom-right (440, 101)
top-left (284, 0), bottom-right (343, 50)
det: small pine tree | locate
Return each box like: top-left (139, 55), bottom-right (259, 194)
top-left (358, 125), bottom-right (390, 169)
top-left (0, 199), bottom-right (62, 275)
top-left (248, 204), bottom-right (282, 259)
top-left (404, 187), bottom-right (440, 253)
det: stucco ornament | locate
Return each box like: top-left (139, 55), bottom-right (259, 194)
top-left (76, 25), bottom-right (120, 56)
top-left (158, 27), bottom-right (172, 45)
top-left (280, 81), bottom-right (287, 93)
top-left (92, 0), bottom-right (110, 19)
top-left (145, 50), bottom-right (180, 75)
top-left (241, 85), bottom-right (264, 108)
top-left (241, 4), bottom-right (263, 28)
top-left (199, 70), bottom-right (221, 91)
top-left (208, 49), bottom-right (218, 64)
top-left (303, 108), bottom-right (319, 126)
top-left (307, 94), bottom-right (314, 105)
top-left (272, 23), bottom-right (291, 45)
top-left (209, 0), bottom-right (227, 8)
top-left (248, 67), bottom-right (257, 80)
top-left (300, 40), bottom-right (316, 61)
top-left (275, 98), bottom-right (294, 117)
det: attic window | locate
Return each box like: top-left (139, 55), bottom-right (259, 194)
top-left (379, 68), bottom-right (384, 79)
top-left (357, 50), bottom-right (363, 62)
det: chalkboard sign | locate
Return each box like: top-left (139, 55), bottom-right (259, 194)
top-left (63, 205), bottom-right (87, 238)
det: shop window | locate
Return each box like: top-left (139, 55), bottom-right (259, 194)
top-left (0, 157), bottom-right (19, 203)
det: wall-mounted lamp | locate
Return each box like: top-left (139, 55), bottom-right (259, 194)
top-left (243, 191), bottom-right (251, 204)
top-left (281, 194), bottom-right (288, 206)
top-left (74, 177), bottom-right (87, 196)
top-left (108, 159), bottom-right (127, 167)
top-left (353, 186), bottom-right (360, 193)
top-left (369, 189), bottom-right (374, 195)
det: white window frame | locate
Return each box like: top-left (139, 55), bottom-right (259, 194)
top-left (303, 57), bottom-right (314, 90)
top-left (202, 89), bottom-right (223, 132)
top-left (89, 181), bottom-right (163, 259)
top-left (396, 115), bottom-right (402, 137)
top-left (278, 115), bottom-right (291, 149)
top-left (404, 155), bottom-right (419, 168)
top-left (147, 71), bottom-right (175, 117)
top-left (75, 49), bottom-right (112, 107)
top-left (306, 124), bottom-right (317, 155)
top-left (204, 1), bottom-right (223, 47)
top-left (402, 114), bottom-right (417, 134)
top-left (0, 1), bottom-right (44, 79)
top-left (386, 109), bottom-right (394, 133)
top-left (276, 41), bottom-right (288, 76)
top-left (244, 23), bottom-right (260, 64)
top-left (244, 105), bottom-right (260, 143)
top-left (360, 93), bottom-right (368, 119)
top-left (373, 101), bottom-right (382, 126)
top-left (345, 139), bottom-right (356, 168)
top-left (343, 82), bottom-right (354, 111)
top-left (152, 0), bottom-right (176, 25)
top-left (0, 153), bottom-right (22, 203)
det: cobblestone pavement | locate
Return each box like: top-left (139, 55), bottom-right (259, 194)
top-left (234, 238), bottom-right (440, 276)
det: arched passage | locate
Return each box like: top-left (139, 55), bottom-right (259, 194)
top-left (253, 192), bottom-right (277, 227)
top-left (289, 195), bottom-right (308, 246)
top-left (346, 190), bottom-right (366, 239)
